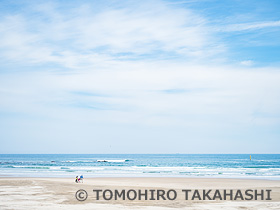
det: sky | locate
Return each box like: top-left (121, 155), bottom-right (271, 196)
top-left (0, 0), bottom-right (280, 154)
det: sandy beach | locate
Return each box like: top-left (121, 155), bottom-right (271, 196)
top-left (0, 177), bottom-right (279, 209)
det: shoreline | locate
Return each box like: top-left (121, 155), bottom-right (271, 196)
top-left (0, 175), bottom-right (280, 182)
top-left (1, 175), bottom-right (280, 181)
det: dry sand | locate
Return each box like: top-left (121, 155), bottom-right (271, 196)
top-left (0, 177), bottom-right (279, 209)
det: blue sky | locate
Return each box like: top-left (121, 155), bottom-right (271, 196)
top-left (0, 0), bottom-right (280, 154)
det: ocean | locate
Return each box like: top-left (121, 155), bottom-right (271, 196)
top-left (0, 154), bottom-right (279, 179)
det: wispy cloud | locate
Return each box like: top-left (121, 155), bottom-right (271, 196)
top-left (221, 20), bottom-right (280, 32)
top-left (240, 60), bottom-right (254, 66)
top-left (0, 1), bottom-right (225, 69)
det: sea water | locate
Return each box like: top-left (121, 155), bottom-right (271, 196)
top-left (0, 154), bottom-right (279, 179)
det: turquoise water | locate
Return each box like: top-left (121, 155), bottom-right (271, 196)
top-left (0, 154), bottom-right (279, 179)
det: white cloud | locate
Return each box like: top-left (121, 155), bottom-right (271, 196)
top-left (1, 61), bottom-right (280, 128)
top-left (0, 1), bottom-right (224, 68)
top-left (1, 1), bottom-right (280, 153)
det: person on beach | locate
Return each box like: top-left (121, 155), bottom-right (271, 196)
top-left (75, 176), bottom-right (79, 183)
top-left (80, 175), bottom-right (83, 183)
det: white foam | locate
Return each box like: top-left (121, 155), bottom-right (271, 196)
top-left (97, 159), bottom-right (128, 163)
